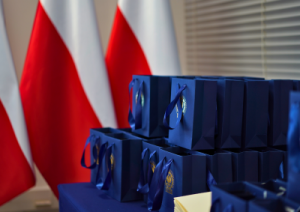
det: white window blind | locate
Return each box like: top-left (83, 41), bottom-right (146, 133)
top-left (185, 0), bottom-right (300, 79)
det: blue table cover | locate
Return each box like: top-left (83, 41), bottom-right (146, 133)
top-left (59, 183), bottom-right (149, 212)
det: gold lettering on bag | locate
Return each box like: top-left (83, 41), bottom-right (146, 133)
top-left (150, 161), bottom-right (156, 173)
top-left (135, 91), bottom-right (144, 107)
top-left (165, 170), bottom-right (174, 195)
top-left (175, 95), bottom-right (187, 118)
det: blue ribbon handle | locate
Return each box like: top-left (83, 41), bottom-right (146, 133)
top-left (81, 135), bottom-right (100, 169)
top-left (96, 143), bottom-right (114, 190)
top-left (210, 198), bottom-right (233, 212)
top-left (279, 161), bottom-right (284, 179)
top-left (207, 169), bottom-right (217, 191)
top-left (147, 151), bottom-right (157, 188)
top-left (94, 142), bottom-right (107, 186)
top-left (163, 84), bottom-right (187, 129)
top-left (148, 158), bottom-right (165, 211)
top-left (137, 148), bottom-right (149, 193)
top-left (148, 158), bottom-right (173, 211)
top-left (128, 79), bottom-right (143, 130)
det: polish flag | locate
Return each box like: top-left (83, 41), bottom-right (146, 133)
top-left (0, 1), bottom-right (35, 206)
top-left (106, 0), bottom-right (181, 128)
top-left (20, 0), bottom-right (116, 197)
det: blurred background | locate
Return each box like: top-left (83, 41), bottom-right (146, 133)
top-left (1, 0), bottom-right (299, 211)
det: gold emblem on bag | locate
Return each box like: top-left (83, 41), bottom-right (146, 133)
top-left (110, 153), bottom-right (114, 170)
top-left (150, 161), bottom-right (156, 173)
top-left (135, 91), bottom-right (144, 107)
top-left (95, 145), bottom-right (100, 165)
top-left (165, 170), bottom-right (174, 195)
top-left (175, 95), bottom-right (187, 118)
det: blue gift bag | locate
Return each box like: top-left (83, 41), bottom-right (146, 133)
top-left (211, 76), bottom-right (268, 148)
top-left (81, 128), bottom-right (123, 185)
top-left (137, 138), bottom-right (171, 203)
top-left (273, 146), bottom-right (288, 181)
top-left (251, 147), bottom-right (284, 183)
top-left (129, 75), bottom-right (172, 138)
top-left (216, 79), bottom-right (244, 149)
top-left (197, 150), bottom-right (233, 186)
top-left (95, 132), bottom-right (143, 202)
top-left (147, 147), bottom-right (206, 211)
top-left (286, 91), bottom-right (300, 203)
top-left (249, 198), bottom-right (300, 212)
top-left (227, 149), bottom-right (259, 182)
top-left (268, 80), bottom-right (293, 146)
top-left (164, 78), bottom-right (217, 150)
top-left (210, 182), bottom-right (278, 212)
top-left (84, 128), bottom-right (141, 185)
top-left (242, 80), bottom-right (269, 148)
top-left (201, 78), bottom-right (245, 149)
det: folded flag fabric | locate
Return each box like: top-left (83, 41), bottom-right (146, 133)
top-left (174, 192), bottom-right (211, 212)
top-left (0, 0), bottom-right (35, 206)
top-left (20, 0), bottom-right (116, 197)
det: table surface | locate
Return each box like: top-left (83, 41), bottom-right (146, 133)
top-left (58, 183), bottom-right (152, 212)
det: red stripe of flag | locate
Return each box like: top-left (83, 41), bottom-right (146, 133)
top-left (20, 2), bottom-right (101, 197)
top-left (106, 6), bottom-right (152, 128)
top-left (0, 100), bottom-right (35, 206)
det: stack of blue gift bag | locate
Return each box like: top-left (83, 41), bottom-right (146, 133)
top-left (81, 75), bottom-right (300, 211)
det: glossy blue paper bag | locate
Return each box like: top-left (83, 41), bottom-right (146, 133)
top-left (201, 78), bottom-right (245, 149)
top-left (130, 75), bottom-right (172, 138)
top-left (228, 149), bottom-right (259, 182)
top-left (251, 147), bottom-right (284, 183)
top-left (137, 138), bottom-right (171, 203)
top-left (165, 78), bottom-right (217, 150)
top-left (242, 80), bottom-right (269, 148)
top-left (198, 150), bottom-right (233, 186)
top-left (87, 128), bottom-right (141, 185)
top-left (148, 147), bottom-right (207, 211)
top-left (80, 128), bottom-right (122, 185)
top-left (96, 132), bottom-right (143, 202)
top-left (199, 77), bottom-right (245, 148)
top-left (268, 80), bottom-right (293, 146)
